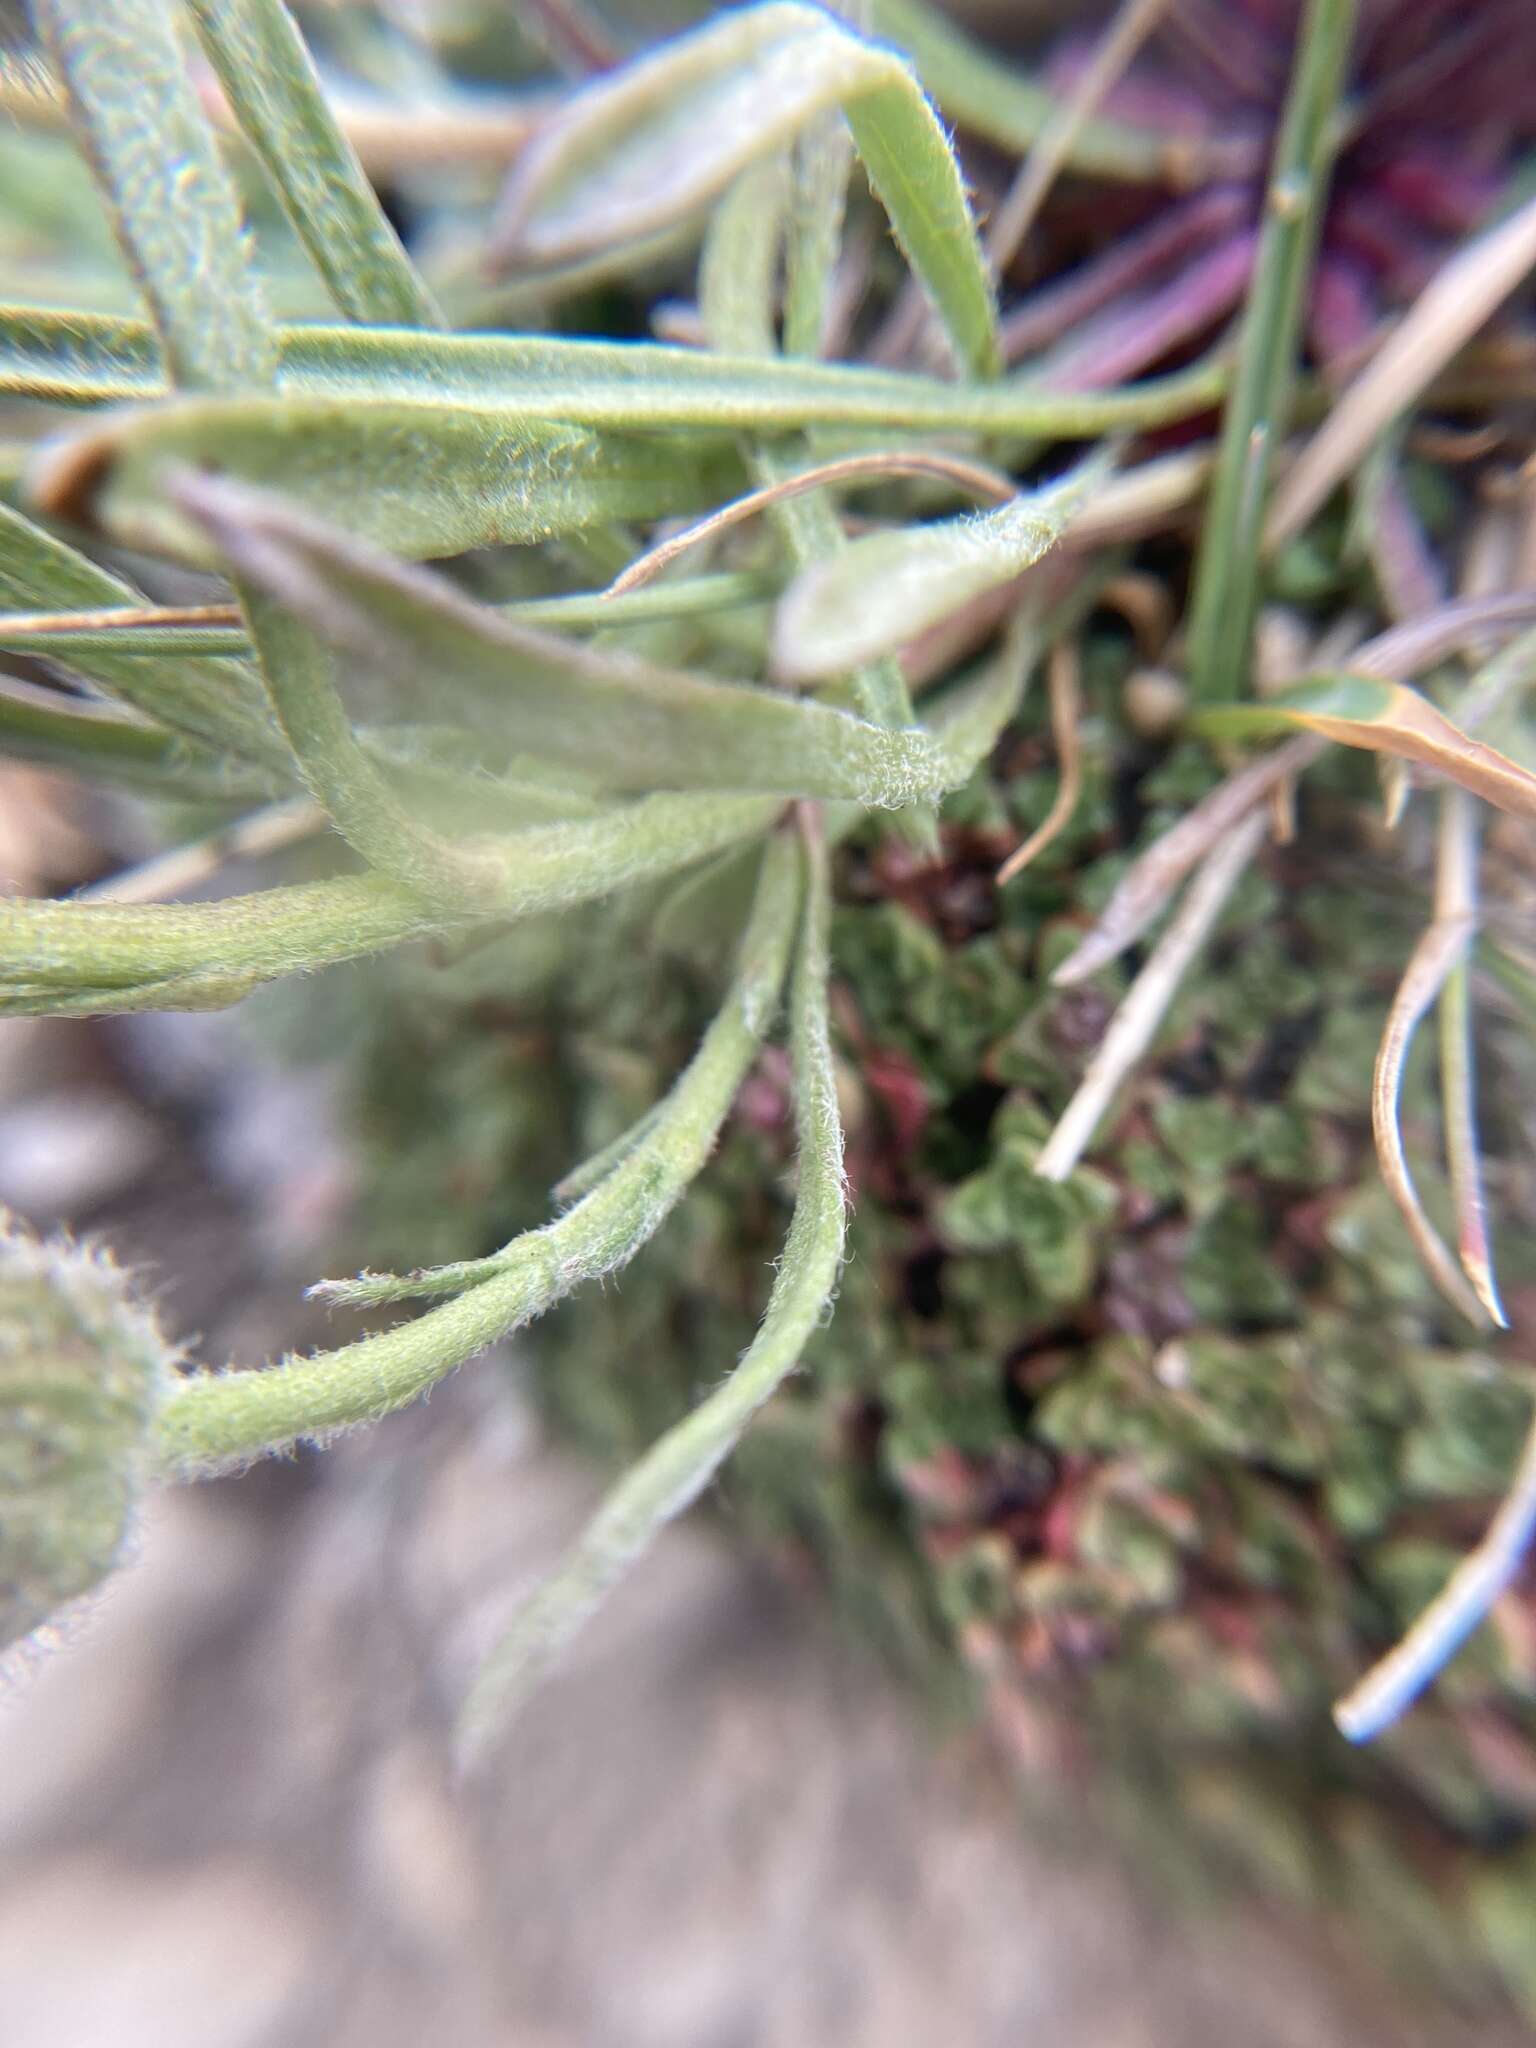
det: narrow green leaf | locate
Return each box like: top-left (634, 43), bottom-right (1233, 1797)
top-left (1, 792), bottom-right (779, 1016)
top-left (154, 834), bottom-right (804, 1469)
top-left (783, 108), bottom-right (852, 362)
top-left (490, 2), bottom-right (999, 377)
top-left (458, 823), bottom-right (845, 1753)
top-left (0, 870), bottom-right (462, 1017)
top-left (774, 453), bottom-right (1107, 680)
top-left (1182, 0), bottom-right (1356, 701)
top-left (31, 0), bottom-right (275, 394)
top-left (184, 0), bottom-right (442, 329)
top-left (0, 303), bottom-right (160, 402)
top-left (3, 306), bottom-right (1226, 437)
top-left (171, 471), bottom-right (960, 810)
top-left (0, 681), bottom-right (278, 799)
top-left (0, 499), bottom-right (281, 764)
top-left (698, 162), bottom-right (919, 742)
top-left (34, 394), bottom-right (745, 563)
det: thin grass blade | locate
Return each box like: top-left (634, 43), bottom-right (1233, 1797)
top-left (1182, 0), bottom-right (1356, 701)
top-left (1036, 809), bottom-right (1268, 1179)
top-left (0, 571), bottom-right (779, 662)
top-left (1371, 870), bottom-right (1491, 1329)
top-left (1435, 797), bottom-right (1506, 1326)
top-left (605, 449), bottom-right (1015, 599)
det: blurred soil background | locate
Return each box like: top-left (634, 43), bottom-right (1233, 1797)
top-left (1, 763), bottom-right (1527, 2047)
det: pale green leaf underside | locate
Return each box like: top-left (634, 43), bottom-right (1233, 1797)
top-left (173, 471), bottom-right (960, 809)
top-left (774, 457), bottom-right (1107, 680)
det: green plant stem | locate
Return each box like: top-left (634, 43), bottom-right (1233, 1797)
top-left (1183, 0), bottom-right (1356, 702)
top-left (2, 791), bottom-right (781, 1017)
top-left (154, 833), bottom-right (805, 1471)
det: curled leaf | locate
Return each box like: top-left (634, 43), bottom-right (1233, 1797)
top-left (1372, 912), bottom-right (1489, 1327)
top-left (1335, 1407), bottom-right (1536, 1743)
top-left (1210, 672), bottom-right (1536, 822)
top-left (488, 1), bottom-right (999, 377)
top-left (997, 640), bottom-right (1083, 884)
top-left (773, 454), bottom-right (1107, 681)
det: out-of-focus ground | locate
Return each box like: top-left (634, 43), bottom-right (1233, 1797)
top-left (0, 765), bottom-right (1525, 2047)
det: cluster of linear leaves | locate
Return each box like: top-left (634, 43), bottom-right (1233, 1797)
top-left (2, 0), bottom-right (1535, 1758)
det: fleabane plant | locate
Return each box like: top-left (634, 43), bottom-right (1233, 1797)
top-left (0, 0), bottom-right (1114, 1748)
top-left (1, 0), bottom-right (1534, 1781)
